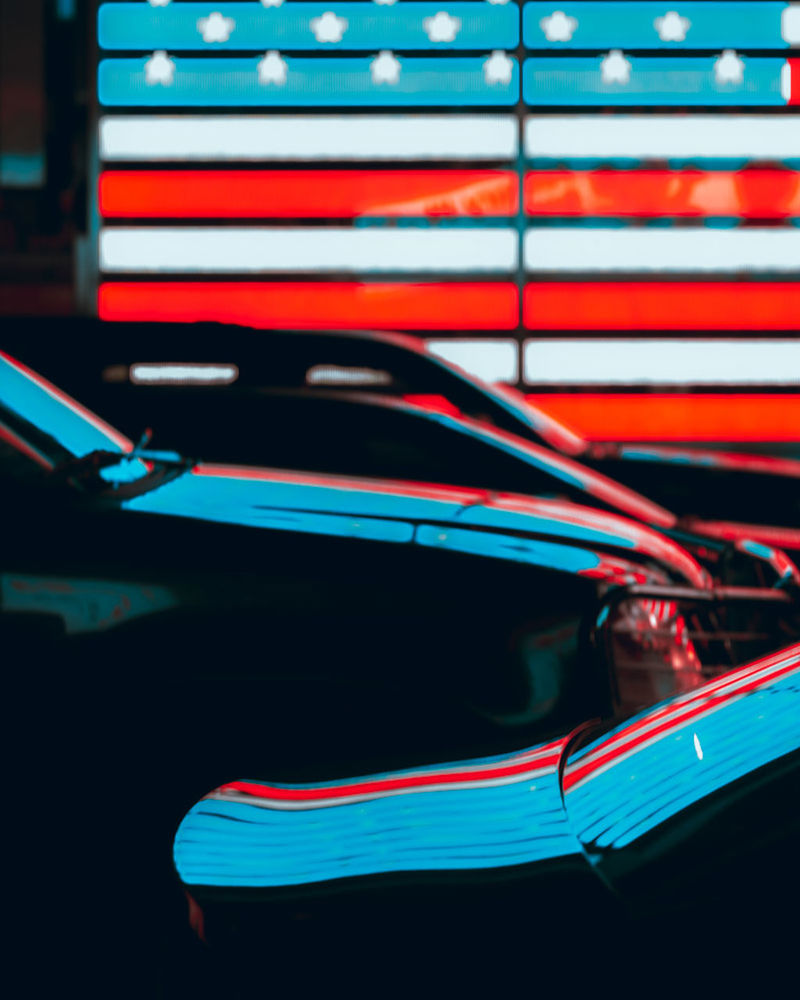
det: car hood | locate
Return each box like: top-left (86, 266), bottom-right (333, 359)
top-left (120, 463), bottom-right (709, 587)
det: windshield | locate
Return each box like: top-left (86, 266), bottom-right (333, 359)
top-left (0, 351), bottom-right (150, 484)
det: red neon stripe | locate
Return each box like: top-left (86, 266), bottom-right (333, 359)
top-left (98, 281), bottom-right (519, 330)
top-left (219, 743), bottom-right (564, 804)
top-left (526, 394), bottom-right (800, 442)
top-left (99, 170), bottom-right (518, 218)
top-left (524, 170), bottom-right (800, 218)
top-left (523, 282), bottom-right (800, 330)
top-left (790, 59), bottom-right (800, 106)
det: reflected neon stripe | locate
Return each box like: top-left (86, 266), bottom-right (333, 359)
top-left (524, 169), bottom-right (800, 217)
top-left (99, 170), bottom-right (519, 218)
top-left (526, 394), bottom-right (800, 442)
top-left (523, 281), bottom-right (800, 330)
top-left (523, 339), bottom-right (800, 385)
top-left (524, 115), bottom-right (800, 161)
top-left (100, 227), bottom-right (518, 273)
top-left (98, 115), bottom-right (519, 161)
top-left (98, 281), bottom-right (519, 329)
top-left (218, 741), bottom-right (563, 808)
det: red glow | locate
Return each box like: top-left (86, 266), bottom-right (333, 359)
top-left (681, 518), bottom-right (800, 553)
top-left (523, 282), bottom-right (800, 330)
top-left (524, 169), bottom-right (800, 217)
top-left (99, 170), bottom-right (518, 218)
top-left (790, 60), bottom-right (800, 105)
top-left (525, 394), bottom-right (800, 442)
top-left (402, 394), bottom-right (463, 417)
top-left (98, 282), bottom-right (519, 330)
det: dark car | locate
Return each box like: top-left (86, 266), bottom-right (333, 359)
top-left (173, 640), bottom-right (800, 990)
top-left (5, 320), bottom-right (798, 584)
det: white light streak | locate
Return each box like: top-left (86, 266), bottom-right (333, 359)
top-left (426, 340), bottom-right (518, 383)
top-left (693, 733), bottom-right (704, 760)
top-left (100, 228), bottom-right (518, 273)
top-left (524, 115), bottom-right (800, 160)
top-left (523, 339), bottom-right (800, 386)
top-left (524, 228), bottom-right (800, 273)
top-left (129, 363), bottom-right (239, 385)
top-left (99, 115), bottom-right (518, 161)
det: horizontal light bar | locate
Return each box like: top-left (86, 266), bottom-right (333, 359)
top-left (523, 339), bottom-right (800, 385)
top-left (425, 340), bottom-right (519, 383)
top-left (97, 281), bottom-right (519, 328)
top-left (524, 115), bottom-right (800, 162)
top-left (523, 56), bottom-right (793, 106)
top-left (98, 115), bottom-right (519, 162)
top-left (523, 281), bottom-right (800, 330)
top-left (524, 169), bottom-right (800, 217)
top-left (98, 2), bottom-right (518, 51)
top-left (524, 3), bottom-right (793, 50)
top-left (524, 228), bottom-right (800, 272)
top-left (129, 363), bottom-right (239, 385)
top-left (98, 56), bottom-right (519, 108)
top-left (100, 228), bottom-right (518, 273)
top-left (526, 394), bottom-right (800, 442)
top-left (99, 170), bottom-right (519, 218)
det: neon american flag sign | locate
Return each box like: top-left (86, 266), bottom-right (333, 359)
top-left (94, 2), bottom-right (800, 437)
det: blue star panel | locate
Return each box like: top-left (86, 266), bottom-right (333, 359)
top-left (524, 2), bottom-right (796, 50)
top-left (98, 2), bottom-right (519, 51)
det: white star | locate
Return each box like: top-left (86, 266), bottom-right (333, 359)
top-left (483, 51), bottom-right (513, 86)
top-left (654, 11), bottom-right (691, 42)
top-left (714, 49), bottom-right (744, 85)
top-left (783, 7), bottom-right (800, 44)
top-left (148, 0), bottom-right (171, 7)
top-left (257, 51), bottom-right (288, 85)
top-left (601, 50), bottom-right (632, 85)
top-left (260, 0), bottom-right (284, 6)
top-left (373, 0), bottom-right (397, 5)
top-left (371, 51), bottom-right (401, 85)
top-left (197, 12), bottom-right (235, 44)
top-left (144, 51), bottom-right (176, 86)
top-left (310, 11), bottom-right (348, 43)
top-left (540, 10), bottom-right (578, 42)
top-left (423, 11), bottom-right (461, 43)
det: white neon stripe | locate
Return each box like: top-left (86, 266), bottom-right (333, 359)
top-left (426, 339), bottom-right (518, 383)
top-left (129, 363), bottom-right (239, 385)
top-left (524, 229), bottom-right (800, 273)
top-left (100, 228), bottom-right (518, 273)
top-left (524, 116), bottom-right (800, 160)
top-left (783, 7), bottom-right (800, 45)
top-left (523, 339), bottom-right (800, 386)
top-left (99, 115), bottom-right (519, 162)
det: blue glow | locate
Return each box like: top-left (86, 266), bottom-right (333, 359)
top-left (175, 753), bottom-right (578, 888)
top-left (0, 355), bottom-right (129, 460)
top-left (565, 670), bottom-right (800, 851)
top-left (98, 3), bottom-right (518, 51)
top-left (56, 0), bottom-right (76, 20)
top-left (523, 57), bottom-right (788, 106)
top-left (619, 449), bottom-right (718, 468)
top-left (454, 506), bottom-right (636, 551)
top-left (123, 473), bottom-right (418, 542)
top-left (98, 56), bottom-right (519, 108)
top-left (524, 3), bottom-right (788, 50)
top-left (739, 539), bottom-right (781, 562)
top-left (0, 153), bottom-right (45, 187)
top-left (416, 524), bottom-right (602, 574)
